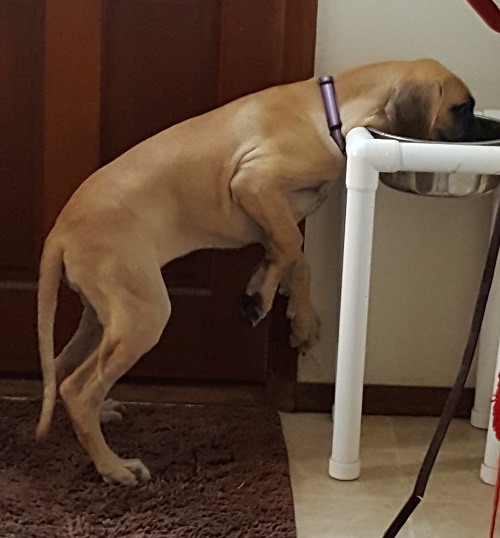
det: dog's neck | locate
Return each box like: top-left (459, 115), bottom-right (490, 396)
top-left (332, 65), bottom-right (400, 135)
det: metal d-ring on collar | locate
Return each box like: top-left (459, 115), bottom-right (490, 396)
top-left (319, 75), bottom-right (346, 155)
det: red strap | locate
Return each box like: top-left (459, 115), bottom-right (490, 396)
top-left (465, 0), bottom-right (500, 32)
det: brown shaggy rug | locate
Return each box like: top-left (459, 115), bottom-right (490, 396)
top-left (0, 398), bottom-right (296, 537)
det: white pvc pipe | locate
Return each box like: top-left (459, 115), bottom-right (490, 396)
top-left (331, 127), bottom-right (500, 481)
top-left (472, 186), bottom-right (500, 429)
top-left (480, 339), bottom-right (500, 485)
top-left (329, 155), bottom-right (379, 480)
top-left (477, 109), bottom-right (500, 480)
top-left (346, 127), bottom-right (500, 175)
top-left (472, 248), bottom-right (500, 430)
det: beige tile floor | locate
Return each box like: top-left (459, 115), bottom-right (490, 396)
top-left (280, 413), bottom-right (497, 538)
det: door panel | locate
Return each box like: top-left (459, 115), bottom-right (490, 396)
top-left (43, 0), bottom-right (103, 233)
top-left (0, 1), bottom-right (44, 374)
top-left (0, 0), bottom-right (44, 273)
top-left (100, 0), bottom-right (222, 162)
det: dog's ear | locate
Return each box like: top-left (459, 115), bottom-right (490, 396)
top-left (384, 81), bottom-right (442, 139)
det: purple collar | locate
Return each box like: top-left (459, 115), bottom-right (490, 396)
top-left (319, 76), bottom-right (346, 155)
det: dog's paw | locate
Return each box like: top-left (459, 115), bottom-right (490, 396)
top-left (239, 292), bottom-right (263, 327)
top-left (101, 458), bottom-right (151, 486)
top-left (289, 307), bottom-right (321, 354)
top-left (100, 399), bottom-right (126, 423)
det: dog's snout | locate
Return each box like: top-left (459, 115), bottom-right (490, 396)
top-left (443, 108), bottom-right (500, 144)
top-left (472, 115), bottom-right (500, 142)
top-left (444, 99), bottom-right (476, 142)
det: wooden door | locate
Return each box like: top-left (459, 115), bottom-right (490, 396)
top-left (0, 0), bottom-right (318, 407)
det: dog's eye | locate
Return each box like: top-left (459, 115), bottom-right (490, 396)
top-left (451, 98), bottom-right (475, 114)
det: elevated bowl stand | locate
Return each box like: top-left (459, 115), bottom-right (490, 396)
top-left (329, 127), bottom-right (500, 483)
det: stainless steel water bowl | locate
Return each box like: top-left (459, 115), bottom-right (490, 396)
top-left (367, 116), bottom-right (500, 197)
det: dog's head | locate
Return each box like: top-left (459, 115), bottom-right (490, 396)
top-left (381, 59), bottom-right (500, 142)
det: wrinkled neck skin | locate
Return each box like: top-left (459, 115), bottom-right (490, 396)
top-left (333, 61), bottom-right (403, 135)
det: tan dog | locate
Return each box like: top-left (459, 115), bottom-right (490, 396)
top-left (36, 59), bottom-right (491, 485)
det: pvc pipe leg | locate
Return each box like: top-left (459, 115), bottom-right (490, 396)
top-left (329, 159), bottom-right (379, 481)
top-left (472, 266), bottom-right (500, 429)
top-left (472, 203), bottom-right (500, 430)
top-left (480, 331), bottom-right (500, 485)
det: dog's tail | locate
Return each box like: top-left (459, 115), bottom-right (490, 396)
top-left (36, 235), bottom-right (63, 439)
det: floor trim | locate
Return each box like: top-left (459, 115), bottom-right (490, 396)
top-left (0, 377), bottom-right (477, 417)
top-left (295, 382), bottom-right (475, 417)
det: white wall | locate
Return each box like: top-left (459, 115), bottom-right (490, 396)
top-left (315, 0), bottom-right (500, 108)
top-left (301, 0), bottom-right (500, 387)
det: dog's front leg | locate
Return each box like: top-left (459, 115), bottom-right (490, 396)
top-left (280, 253), bottom-right (320, 353)
top-left (231, 170), bottom-right (304, 326)
top-left (242, 254), bottom-right (320, 351)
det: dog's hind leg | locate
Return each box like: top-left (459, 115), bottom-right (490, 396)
top-left (52, 301), bottom-right (123, 423)
top-left (59, 265), bottom-right (171, 485)
top-left (54, 299), bottom-right (102, 386)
